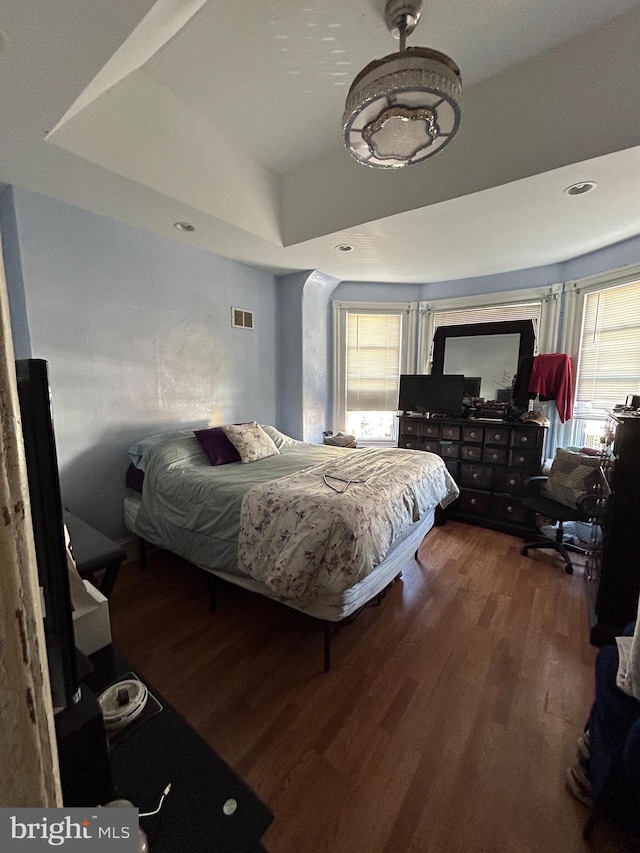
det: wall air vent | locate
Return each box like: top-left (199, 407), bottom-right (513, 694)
top-left (231, 307), bottom-right (254, 329)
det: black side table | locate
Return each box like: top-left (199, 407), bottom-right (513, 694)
top-left (90, 646), bottom-right (274, 852)
top-left (64, 509), bottom-right (127, 598)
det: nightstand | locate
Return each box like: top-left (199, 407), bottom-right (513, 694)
top-left (64, 509), bottom-right (127, 598)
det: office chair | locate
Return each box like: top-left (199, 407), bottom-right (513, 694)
top-left (520, 448), bottom-right (605, 575)
top-left (520, 481), bottom-right (590, 574)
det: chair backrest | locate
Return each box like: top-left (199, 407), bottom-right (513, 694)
top-left (543, 448), bottom-right (605, 510)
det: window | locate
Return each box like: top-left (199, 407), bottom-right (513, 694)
top-left (576, 280), bottom-right (640, 410)
top-left (333, 302), bottom-right (416, 442)
top-left (431, 302), bottom-right (542, 339)
top-left (565, 271), bottom-right (640, 446)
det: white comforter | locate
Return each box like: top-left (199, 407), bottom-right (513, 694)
top-left (237, 447), bottom-right (458, 602)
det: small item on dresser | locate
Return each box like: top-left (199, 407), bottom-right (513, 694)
top-left (519, 409), bottom-right (550, 426)
top-left (323, 431), bottom-right (357, 447)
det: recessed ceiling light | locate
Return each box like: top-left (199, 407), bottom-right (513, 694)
top-left (174, 221), bottom-right (195, 232)
top-left (564, 181), bottom-right (597, 196)
top-left (335, 244), bottom-right (354, 252)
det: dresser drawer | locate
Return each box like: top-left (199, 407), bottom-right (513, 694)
top-left (424, 439), bottom-right (440, 454)
top-left (493, 467), bottom-right (531, 497)
top-left (439, 441), bottom-right (460, 459)
top-left (482, 446), bottom-right (508, 465)
top-left (460, 462), bottom-right (493, 491)
top-left (441, 424), bottom-right (461, 441)
top-left (399, 436), bottom-right (423, 451)
top-left (509, 448), bottom-right (540, 470)
top-left (460, 444), bottom-right (482, 462)
top-left (462, 425), bottom-right (484, 443)
top-left (457, 489), bottom-right (491, 515)
top-left (510, 427), bottom-right (539, 449)
top-left (491, 495), bottom-right (530, 525)
top-left (484, 426), bottom-right (510, 446)
top-left (400, 419), bottom-right (422, 436)
top-left (423, 422), bottom-right (441, 438)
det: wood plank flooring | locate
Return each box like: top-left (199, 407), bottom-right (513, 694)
top-left (108, 522), bottom-right (636, 852)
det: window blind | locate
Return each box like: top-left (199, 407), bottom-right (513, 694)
top-left (576, 279), bottom-right (640, 409)
top-left (433, 302), bottom-right (541, 333)
top-left (346, 312), bottom-right (402, 411)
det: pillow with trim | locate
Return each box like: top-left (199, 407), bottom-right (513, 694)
top-left (194, 426), bottom-right (241, 466)
top-left (222, 422), bottom-right (279, 463)
top-left (544, 448), bottom-right (603, 508)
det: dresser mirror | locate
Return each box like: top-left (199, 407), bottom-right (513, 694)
top-left (432, 320), bottom-right (536, 402)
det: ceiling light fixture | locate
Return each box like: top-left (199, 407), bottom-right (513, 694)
top-left (335, 244), bottom-right (354, 252)
top-left (564, 182), bottom-right (597, 196)
top-left (343, 0), bottom-right (462, 169)
top-left (173, 221), bottom-right (195, 232)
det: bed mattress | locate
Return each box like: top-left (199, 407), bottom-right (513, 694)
top-left (124, 493), bottom-right (434, 621)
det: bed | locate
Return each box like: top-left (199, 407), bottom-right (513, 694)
top-left (123, 424), bottom-right (459, 669)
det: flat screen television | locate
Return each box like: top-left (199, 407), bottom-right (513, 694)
top-left (398, 374), bottom-right (465, 416)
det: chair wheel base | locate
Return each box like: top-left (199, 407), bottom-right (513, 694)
top-left (564, 564), bottom-right (574, 575)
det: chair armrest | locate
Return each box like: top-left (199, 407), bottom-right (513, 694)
top-left (523, 475), bottom-right (548, 485)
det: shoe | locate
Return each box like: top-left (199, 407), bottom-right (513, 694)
top-left (577, 731), bottom-right (590, 762)
top-left (565, 763), bottom-right (593, 808)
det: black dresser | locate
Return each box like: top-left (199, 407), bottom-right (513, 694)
top-left (588, 412), bottom-right (640, 645)
top-left (398, 415), bottom-right (547, 536)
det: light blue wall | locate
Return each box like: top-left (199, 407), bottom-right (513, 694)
top-left (302, 271), bottom-right (339, 443)
top-left (277, 271), bottom-right (307, 440)
top-left (277, 270), bottom-right (340, 443)
top-left (8, 188), bottom-right (278, 540)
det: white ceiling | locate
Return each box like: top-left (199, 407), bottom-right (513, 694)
top-left (2, 0), bottom-right (640, 283)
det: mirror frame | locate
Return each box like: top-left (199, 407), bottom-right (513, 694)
top-left (431, 320), bottom-right (536, 384)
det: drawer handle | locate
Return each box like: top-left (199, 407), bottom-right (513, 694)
top-left (470, 498), bottom-right (477, 505)
top-left (490, 453), bottom-right (497, 460)
top-left (521, 436), bottom-right (528, 443)
top-left (470, 431), bottom-right (477, 438)
top-left (517, 456), bottom-right (524, 463)
top-left (472, 472), bottom-right (478, 479)
top-left (507, 506), bottom-right (514, 513)
top-left (494, 433), bottom-right (501, 440)
top-left (509, 478), bottom-right (516, 486)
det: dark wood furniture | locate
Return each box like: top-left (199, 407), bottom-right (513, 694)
top-left (587, 412), bottom-right (640, 645)
top-left (64, 509), bottom-right (127, 598)
top-left (90, 645), bottom-right (274, 852)
top-left (398, 415), bottom-right (547, 536)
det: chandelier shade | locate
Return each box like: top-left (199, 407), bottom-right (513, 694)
top-left (343, 2), bottom-right (462, 169)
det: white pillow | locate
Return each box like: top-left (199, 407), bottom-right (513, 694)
top-left (222, 422), bottom-right (280, 463)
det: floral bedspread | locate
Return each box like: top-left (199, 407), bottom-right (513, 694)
top-left (236, 448), bottom-right (459, 602)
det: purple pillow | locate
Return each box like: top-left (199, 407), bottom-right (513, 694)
top-left (125, 462), bottom-right (145, 492)
top-left (194, 426), bottom-right (241, 466)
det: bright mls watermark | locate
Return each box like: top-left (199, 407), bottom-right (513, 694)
top-left (1, 808), bottom-right (138, 850)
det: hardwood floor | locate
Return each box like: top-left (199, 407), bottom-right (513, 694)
top-left (108, 522), bottom-right (636, 852)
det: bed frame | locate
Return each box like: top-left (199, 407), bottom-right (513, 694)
top-left (133, 505), bottom-right (436, 671)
